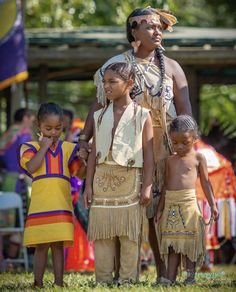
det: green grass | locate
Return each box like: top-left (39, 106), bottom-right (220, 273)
top-left (0, 265), bottom-right (235, 291)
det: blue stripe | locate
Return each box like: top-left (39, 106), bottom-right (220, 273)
top-left (59, 145), bottom-right (63, 174)
top-left (45, 152), bottom-right (49, 173)
top-left (68, 143), bottom-right (79, 166)
top-left (28, 210), bottom-right (72, 218)
top-left (32, 174), bottom-right (70, 182)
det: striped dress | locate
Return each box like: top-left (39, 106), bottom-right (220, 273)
top-left (19, 140), bottom-right (79, 247)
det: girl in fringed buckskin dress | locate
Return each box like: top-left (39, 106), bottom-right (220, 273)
top-left (84, 62), bottom-right (154, 284)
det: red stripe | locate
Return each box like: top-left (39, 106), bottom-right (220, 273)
top-left (25, 214), bottom-right (73, 227)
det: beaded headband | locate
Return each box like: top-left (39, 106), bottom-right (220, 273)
top-left (129, 14), bottom-right (161, 26)
top-left (129, 8), bottom-right (177, 32)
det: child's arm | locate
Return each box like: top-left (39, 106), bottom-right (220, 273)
top-left (76, 161), bottom-right (87, 179)
top-left (26, 136), bottom-right (53, 173)
top-left (140, 113), bottom-right (154, 206)
top-left (83, 124), bottom-right (96, 209)
top-left (198, 152), bottom-right (219, 221)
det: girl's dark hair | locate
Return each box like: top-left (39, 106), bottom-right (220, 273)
top-left (105, 62), bottom-right (135, 83)
top-left (37, 102), bottom-right (63, 124)
top-left (98, 62), bottom-right (135, 127)
top-left (14, 108), bottom-right (31, 123)
top-left (170, 115), bottom-right (199, 137)
top-left (126, 7), bottom-right (165, 99)
top-left (63, 108), bottom-right (74, 121)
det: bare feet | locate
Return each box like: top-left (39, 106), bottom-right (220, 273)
top-left (33, 280), bottom-right (44, 288)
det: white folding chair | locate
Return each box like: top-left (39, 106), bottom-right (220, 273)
top-left (0, 192), bottom-right (28, 271)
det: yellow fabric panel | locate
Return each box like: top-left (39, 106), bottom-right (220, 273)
top-left (28, 178), bottom-right (72, 213)
top-left (24, 222), bottom-right (74, 247)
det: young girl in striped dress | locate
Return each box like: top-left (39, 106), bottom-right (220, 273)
top-left (19, 102), bottom-right (85, 287)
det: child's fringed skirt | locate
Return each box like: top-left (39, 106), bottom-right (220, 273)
top-left (157, 189), bottom-right (205, 269)
top-left (88, 162), bottom-right (146, 243)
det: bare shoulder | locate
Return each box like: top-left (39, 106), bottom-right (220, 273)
top-left (196, 152), bottom-right (206, 165)
top-left (164, 56), bottom-right (185, 78)
top-left (164, 55), bottom-right (179, 68)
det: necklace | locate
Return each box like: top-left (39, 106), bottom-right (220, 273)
top-left (134, 52), bottom-right (155, 72)
top-left (130, 49), bottom-right (164, 100)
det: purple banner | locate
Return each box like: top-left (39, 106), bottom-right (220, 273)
top-left (0, 0), bottom-right (28, 90)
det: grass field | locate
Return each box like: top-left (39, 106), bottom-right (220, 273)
top-left (0, 265), bottom-right (235, 291)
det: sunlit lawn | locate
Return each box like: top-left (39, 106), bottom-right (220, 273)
top-left (0, 265), bottom-right (235, 291)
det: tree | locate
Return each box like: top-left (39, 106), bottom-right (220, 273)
top-left (200, 85), bottom-right (236, 138)
top-left (25, 0), bottom-right (236, 29)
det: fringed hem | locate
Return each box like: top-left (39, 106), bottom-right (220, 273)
top-left (88, 204), bottom-right (146, 242)
top-left (161, 237), bottom-right (205, 270)
top-left (157, 219), bottom-right (205, 270)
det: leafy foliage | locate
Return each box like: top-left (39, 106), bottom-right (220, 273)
top-left (200, 85), bottom-right (236, 138)
top-left (25, 0), bottom-right (236, 28)
top-left (26, 81), bottom-right (95, 121)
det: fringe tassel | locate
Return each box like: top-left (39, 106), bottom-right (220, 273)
top-left (94, 71), bottom-right (106, 106)
top-left (88, 204), bottom-right (147, 243)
